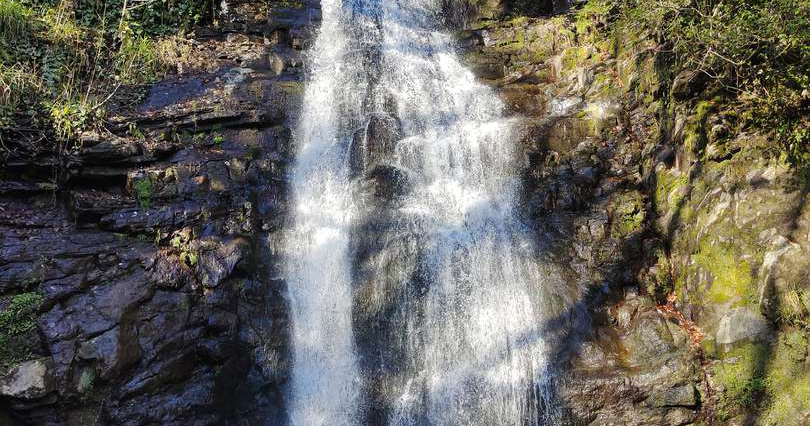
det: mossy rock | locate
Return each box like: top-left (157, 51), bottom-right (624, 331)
top-left (559, 46), bottom-right (592, 74)
top-left (711, 329), bottom-right (810, 424)
top-left (610, 190), bottom-right (646, 238)
top-left (712, 342), bottom-right (770, 419)
top-left (693, 240), bottom-right (755, 307)
top-left (590, 72), bottom-right (625, 100)
top-left (573, 0), bottom-right (611, 44)
top-left (683, 99), bottom-right (718, 155)
top-left (582, 101), bottom-right (621, 136)
top-left (653, 167), bottom-right (688, 217)
top-left (761, 329), bottom-right (810, 425)
top-left (0, 292), bottom-right (44, 375)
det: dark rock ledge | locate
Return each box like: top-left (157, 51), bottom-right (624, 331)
top-left (0, 2), bottom-right (320, 425)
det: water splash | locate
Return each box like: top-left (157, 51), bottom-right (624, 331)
top-left (374, 4), bottom-right (557, 426)
top-left (285, 0), bottom-right (558, 425)
top-left (283, 1), bottom-right (379, 425)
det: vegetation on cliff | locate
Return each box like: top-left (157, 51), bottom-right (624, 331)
top-left (586, 0), bottom-right (810, 176)
top-left (0, 0), bottom-right (215, 154)
top-left (0, 292), bottom-right (43, 373)
top-left (464, 0), bottom-right (810, 422)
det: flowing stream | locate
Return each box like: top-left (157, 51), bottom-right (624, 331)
top-left (284, 1), bottom-right (558, 425)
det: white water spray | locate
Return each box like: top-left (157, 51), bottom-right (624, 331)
top-left (285, 1), bottom-right (557, 425)
top-left (283, 2), bottom-right (375, 425)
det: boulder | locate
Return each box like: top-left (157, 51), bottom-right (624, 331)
top-left (350, 114), bottom-right (403, 176)
top-left (193, 237), bottom-right (251, 288)
top-left (715, 307), bottom-right (772, 346)
top-left (364, 165), bottom-right (413, 201)
top-left (0, 358), bottom-right (54, 400)
top-left (77, 326), bottom-right (141, 381)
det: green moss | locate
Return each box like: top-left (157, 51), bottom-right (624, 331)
top-left (595, 36), bottom-right (617, 58)
top-left (574, 0), bottom-right (611, 43)
top-left (133, 176), bottom-right (154, 209)
top-left (654, 169), bottom-right (688, 215)
top-left (684, 99), bottom-right (718, 155)
top-left (674, 272), bottom-right (688, 300)
top-left (516, 49), bottom-right (547, 63)
top-left (560, 46), bottom-right (590, 72)
top-left (503, 16), bottom-right (528, 27)
top-left (491, 28), bottom-right (528, 55)
top-left (611, 191), bottom-right (646, 237)
top-left (180, 251), bottom-right (198, 267)
top-left (634, 57), bottom-right (660, 101)
top-left (700, 337), bottom-right (718, 358)
top-left (713, 343), bottom-right (770, 417)
top-left (618, 58), bottom-right (638, 90)
top-left (714, 330), bottom-right (810, 424)
top-left (593, 73), bottom-right (623, 99)
top-left (618, 209), bottom-right (645, 235)
top-left (645, 251), bottom-right (674, 300)
top-left (761, 329), bottom-right (809, 425)
top-left (0, 292), bottom-right (44, 373)
top-left (693, 240), bottom-right (755, 306)
top-left (695, 99), bottom-right (716, 119)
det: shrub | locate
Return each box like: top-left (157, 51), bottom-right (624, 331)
top-left (0, 0), bottom-right (217, 148)
top-left (578, 0), bottom-right (810, 176)
top-left (116, 25), bottom-right (161, 84)
top-left (0, 64), bottom-right (40, 127)
top-left (41, 4), bottom-right (82, 44)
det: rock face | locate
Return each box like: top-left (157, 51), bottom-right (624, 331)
top-left (715, 308), bottom-right (771, 346)
top-left (0, 1), bottom-right (320, 425)
top-left (457, 13), bottom-right (706, 425)
top-left (1, 0), bottom-right (808, 425)
top-left (458, 3), bottom-right (810, 425)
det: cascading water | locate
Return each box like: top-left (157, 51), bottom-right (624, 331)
top-left (285, 1), bottom-right (559, 425)
top-left (283, 2), bottom-right (377, 425)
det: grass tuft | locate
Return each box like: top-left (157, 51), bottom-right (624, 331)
top-left (0, 0), bottom-right (33, 42)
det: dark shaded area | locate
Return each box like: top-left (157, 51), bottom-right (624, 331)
top-left (505, 0), bottom-right (570, 17)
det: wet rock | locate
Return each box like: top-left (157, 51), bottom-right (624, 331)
top-left (0, 358), bottom-right (54, 400)
top-left (77, 326), bottom-right (141, 380)
top-left (142, 78), bottom-right (206, 111)
top-left (350, 114), bottom-right (403, 175)
top-left (647, 384), bottom-right (698, 408)
top-left (364, 165), bottom-right (413, 201)
top-left (0, 2), bottom-right (305, 424)
top-left (78, 133), bottom-right (142, 164)
top-left (144, 252), bottom-right (195, 289)
top-left (193, 237), bottom-right (250, 288)
top-left (69, 190), bottom-right (135, 225)
top-left (0, 181), bottom-right (59, 196)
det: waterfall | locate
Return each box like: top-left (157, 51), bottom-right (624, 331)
top-left (283, 1), bottom-right (374, 425)
top-left (285, 1), bottom-right (557, 425)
